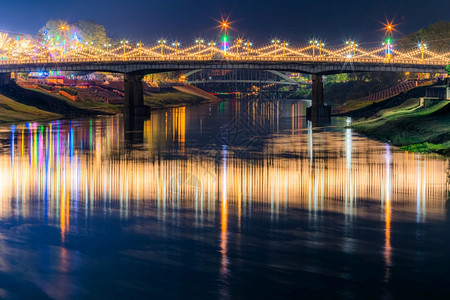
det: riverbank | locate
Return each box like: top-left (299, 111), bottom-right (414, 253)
top-left (348, 85), bottom-right (450, 155)
top-left (0, 81), bottom-right (218, 124)
top-left (144, 85), bottom-right (218, 110)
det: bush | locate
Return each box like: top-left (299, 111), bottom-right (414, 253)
top-left (60, 87), bottom-right (78, 96)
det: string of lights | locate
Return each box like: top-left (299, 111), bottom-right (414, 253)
top-left (0, 31), bottom-right (448, 65)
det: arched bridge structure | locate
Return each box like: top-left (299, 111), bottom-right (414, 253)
top-left (0, 34), bottom-right (449, 117)
top-left (184, 69), bottom-right (307, 93)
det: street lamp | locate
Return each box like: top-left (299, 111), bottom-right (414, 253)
top-left (418, 43), bottom-right (427, 62)
top-left (282, 41), bottom-right (288, 56)
top-left (158, 38), bottom-right (166, 55)
top-left (346, 40), bottom-right (358, 57)
top-left (59, 24), bottom-right (69, 59)
top-left (244, 40), bottom-right (252, 59)
top-left (120, 40), bottom-right (129, 57)
top-left (309, 39), bottom-right (319, 57)
top-left (235, 38), bottom-right (243, 57)
top-left (85, 41), bottom-right (94, 56)
top-left (172, 41), bottom-right (180, 51)
top-left (104, 43), bottom-right (111, 59)
top-left (136, 41), bottom-right (143, 59)
top-left (209, 41), bottom-right (216, 57)
top-left (195, 39), bottom-right (204, 54)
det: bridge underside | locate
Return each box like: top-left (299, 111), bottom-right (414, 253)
top-left (0, 60), bottom-right (444, 76)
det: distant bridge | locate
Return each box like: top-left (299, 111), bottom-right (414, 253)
top-left (184, 69), bottom-right (308, 93)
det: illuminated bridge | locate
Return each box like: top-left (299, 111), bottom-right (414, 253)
top-left (0, 33), bottom-right (449, 117)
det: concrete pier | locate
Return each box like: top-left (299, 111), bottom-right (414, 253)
top-left (306, 74), bottom-right (331, 124)
top-left (124, 74), bottom-right (150, 117)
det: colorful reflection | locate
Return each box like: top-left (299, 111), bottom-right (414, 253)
top-left (0, 102), bottom-right (448, 254)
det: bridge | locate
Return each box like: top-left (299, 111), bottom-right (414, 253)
top-left (0, 33), bottom-right (449, 119)
top-left (184, 70), bottom-right (307, 94)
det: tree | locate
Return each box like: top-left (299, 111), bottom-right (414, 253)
top-left (71, 20), bottom-right (111, 46)
top-left (38, 20), bottom-right (111, 49)
top-left (398, 21), bottom-right (450, 52)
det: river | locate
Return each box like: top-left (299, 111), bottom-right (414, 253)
top-left (0, 99), bottom-right (449, 299)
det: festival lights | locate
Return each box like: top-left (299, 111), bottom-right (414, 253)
top-left (0, 31), bottom-right (448, 65)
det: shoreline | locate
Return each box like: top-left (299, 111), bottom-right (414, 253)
top-left (345, 85), bottom-right (450, 155)
top-left (0, 82), bottom-right (220, 126)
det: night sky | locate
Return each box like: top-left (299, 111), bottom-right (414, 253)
top-left (1, 0), bottom-right (448, 44)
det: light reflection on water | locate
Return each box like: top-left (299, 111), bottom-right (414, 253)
top-left (0, 99), bottom-right (449, 299)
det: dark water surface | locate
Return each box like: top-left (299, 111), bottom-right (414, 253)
top-left (0, 99), bottom-right (449, 299)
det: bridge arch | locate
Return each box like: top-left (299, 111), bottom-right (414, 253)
top-left (182, 69), bottom-right (308, 93)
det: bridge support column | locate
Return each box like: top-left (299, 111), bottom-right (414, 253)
top-left (124, 74), bottom-right (150, 117)
top-left (306, 74), bottom-right (331, 124)
top-left (0, 73), bottom-right (11, 86)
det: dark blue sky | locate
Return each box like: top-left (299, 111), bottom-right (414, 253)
top-left (0, 0), bottom-right (448, 44)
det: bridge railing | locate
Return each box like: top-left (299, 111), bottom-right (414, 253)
top-left (0, 56), bottom-right (447, 66)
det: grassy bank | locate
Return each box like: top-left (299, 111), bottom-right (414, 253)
top-left (0, 81), bottom-right (118, 118)
top-left (144, 88), bottom-right (211, 110)
top-left (351, 91), bottom-right (450, 154)
top-left (0, 83), bottom-right (215, 124)
top-left (0, 93), bottom-right (61, 123)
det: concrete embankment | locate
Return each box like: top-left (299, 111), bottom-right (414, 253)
top-left (348, 84), bottom-right (450, 154)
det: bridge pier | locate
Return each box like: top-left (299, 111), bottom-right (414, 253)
top-left (0, 73), bottom-right (11, 86)
top-left (306, 74), bottom-right (331, 124)
top-left (124, 74), bottom-right (150, 117)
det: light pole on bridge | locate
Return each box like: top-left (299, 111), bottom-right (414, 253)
top-left (136, 42), bottom-right (143, 60)
top-left (120, 40), bottom-right (129, 58)
top-left (104, 43), bottom-right (111, 59)
top-left (418, 43), bottom-right (427, 63)
top-left (244, 40), bottom-right (252, 59)
top-left (282, 41), bottom-right (288, 56)
top-left (346, 40), bottom-right (358, 58)
top-left (235, 39), bottom-right (243, 57)
top-left (172, 41), bottom-right (180, 52)
top-left (271, 39), bottom-right (280, 58)
top-left (195, 39), bottom-right (204, 56)
top-left (309, 39), bottom-right (324, 58)
top-left (85, 41), bottom-right (94, 58)
top-left (208, 41), bottom-right (216, 57)
top-left (158, 39), bottom-right (166, 56)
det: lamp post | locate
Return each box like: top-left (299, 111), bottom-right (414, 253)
top-left (158, 39), bottom-right (166, 56)
top-left (85, 41), bottom-right (93, 57)
top-left (103, 43), bottom-right (111, 59)
top-left (271, 39), bottom-right (280, 59)
top-left (346, 40), bottom-right (358, 58)
top-left (309, 39), bottom-right (317, 58)
top-left (209, 41), bottom-right (216, 57)
top-left (282, 41), bottom-right (288, 56)
top-left (59, 24), bottom-right (69, 59)
top-left (244, 40), bottom-right (252, 59)
top-left (383, 22), bottom-right (395, 61)
top-left (172, 41), bottom-right (180, 51)
top-left (418, 43), bottom-right (427, 63)
top-left (120, 40), bottom-right (129, 57)
top-left (221, 21), bottom-right (230, 56)
top-left (236, 39), bottom-right (243, 57)
top-left (195, 39), bottom-right (204, 56)
top-left (136, 42), bottom-right (143, 60)
top-left (318, 41), bottom-right (324, 58)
